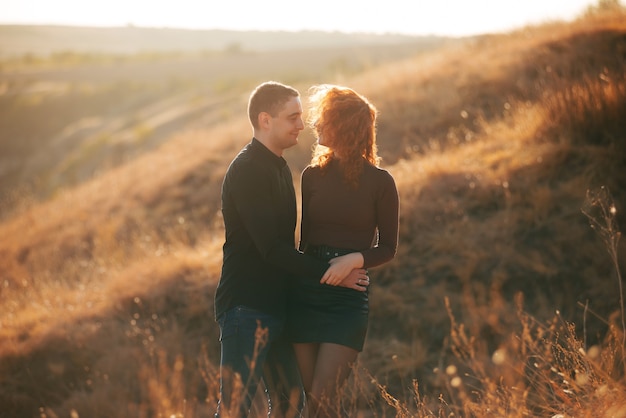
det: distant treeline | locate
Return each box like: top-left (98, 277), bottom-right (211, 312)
top-left (0, 25), bottom-right (449, 58)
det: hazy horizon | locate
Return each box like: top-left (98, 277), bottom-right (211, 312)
top-left (0, 0), bottom-right (602, 37)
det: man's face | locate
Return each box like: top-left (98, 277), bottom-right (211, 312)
top-left (268, 96), bottom-right (304, 152)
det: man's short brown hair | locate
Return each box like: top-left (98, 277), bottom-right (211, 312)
top-left (248, 81), bottom-right (300, 129)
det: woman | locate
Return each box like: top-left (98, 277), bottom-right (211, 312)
top-left (287, 84), bottom-right (400, 417)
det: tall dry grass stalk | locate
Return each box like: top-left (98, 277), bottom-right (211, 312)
top-left (582, 186), bottom-right (625, 366)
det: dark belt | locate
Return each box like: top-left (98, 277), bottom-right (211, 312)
top-left (304, 244), bottom-right (357, 259)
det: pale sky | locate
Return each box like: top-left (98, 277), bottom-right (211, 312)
top-left (1, 0), bottom-right (601, 37)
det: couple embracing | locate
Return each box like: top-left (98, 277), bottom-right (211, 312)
top-left (213, 81), bottom-right (399, 418)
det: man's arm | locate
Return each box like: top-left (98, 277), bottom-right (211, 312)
top-left (228, 161), bottom-right (329, 281)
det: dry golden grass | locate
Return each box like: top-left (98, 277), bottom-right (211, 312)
top-left (1, 7), bottom-right (625, 418)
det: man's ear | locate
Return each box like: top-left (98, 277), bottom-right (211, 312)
top-left (258, 112), bottom-right (271, 129)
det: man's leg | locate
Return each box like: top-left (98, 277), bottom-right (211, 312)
top-left (264, 334), bottom-right (306, 417)
top-left (215, 306), bottom-right (283, 418)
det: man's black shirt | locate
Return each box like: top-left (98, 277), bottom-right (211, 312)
top-left (215, 138), bottom-right (328, 320)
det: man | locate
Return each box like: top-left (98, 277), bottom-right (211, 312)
top-left (214, 81), bottom-right (368, 417)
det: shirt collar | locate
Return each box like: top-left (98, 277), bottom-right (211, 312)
top-left (251, 137), bottom-right (287, 169)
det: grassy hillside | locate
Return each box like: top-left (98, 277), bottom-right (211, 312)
top-left (1, 8), bottom-right (626, 418)
top-left (0, 35), bottom-right (450, 220)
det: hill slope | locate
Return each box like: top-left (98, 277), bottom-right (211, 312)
top-left (0, 31), bottom-right (451, 218)
top-left (1, 10), bottom-right (625, 417)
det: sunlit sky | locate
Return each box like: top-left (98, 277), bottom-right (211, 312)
top-left (1, 0), bottom-right (601, 37)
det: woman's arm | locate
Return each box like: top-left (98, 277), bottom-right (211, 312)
top-left (320, 252), bottom-right (364, 286)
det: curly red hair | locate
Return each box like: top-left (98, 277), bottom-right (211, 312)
top-left (307, 85), bottom-right (380, 187)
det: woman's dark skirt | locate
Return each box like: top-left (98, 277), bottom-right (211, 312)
top-left (286, 245), bottom-right (368, 352)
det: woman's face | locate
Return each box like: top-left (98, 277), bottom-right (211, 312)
top-left (315, 120), bottom-right (331, 148)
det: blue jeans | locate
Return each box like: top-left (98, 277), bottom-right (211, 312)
top-left (215, 305), bottom-right (304, 417)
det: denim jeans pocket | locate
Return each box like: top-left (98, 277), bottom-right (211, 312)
top-left (218, 305), bottom-right (284, 343)
top-left (217, 307), bottom-right (239, 342)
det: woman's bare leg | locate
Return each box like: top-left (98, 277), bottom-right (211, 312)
top-left (310, 343), bottom-right (358, 418)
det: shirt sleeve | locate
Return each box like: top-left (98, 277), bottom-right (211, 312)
top-left (298, 166), bottom-right (312, 251)
top-left (361, 170), bottom-right (399, 268)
